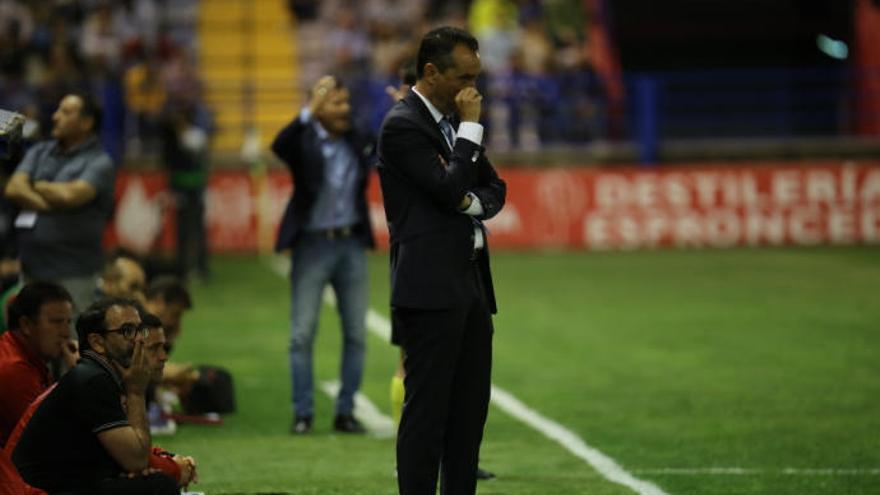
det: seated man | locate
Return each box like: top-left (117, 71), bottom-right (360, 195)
top-left (142, 276), bottom-right (190, 349)
top-left (12, 298), bottom-right (177, 495)
top-left (142, 276), bottom-right (198, 392)
top-left (139, 313), bottom-right (197, 488)
top-left (144, 276), bottom-right (234, 416)
top-left (2, 313), bottom-right (199, 492)
top-left (0, 282), bottom-right (76, 447)
top-left (97, 249), bottom-right (147, 304)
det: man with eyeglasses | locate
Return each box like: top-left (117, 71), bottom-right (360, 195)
top-left (11, 297), bottom-right (178, 495)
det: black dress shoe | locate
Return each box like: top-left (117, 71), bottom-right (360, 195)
top-left (333, 414), bottom-right (366, 433)
top-left (290, 416), bottom-right (312, 434)
top-left (476, 467), bottom-right (496, 480)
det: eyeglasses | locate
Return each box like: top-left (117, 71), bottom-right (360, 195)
top-left (103, 322), bottom-right (150, 340)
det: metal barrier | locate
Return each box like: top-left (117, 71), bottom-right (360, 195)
top-left (626, 67), bottom-right (880, 164)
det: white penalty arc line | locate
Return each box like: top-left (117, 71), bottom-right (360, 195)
top-left (632, 468), bottom-right (880, 476)
top-left (266, 256), bottom-right (669, 495)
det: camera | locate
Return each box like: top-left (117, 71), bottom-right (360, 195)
top-left (0, 109), bottom-right (25, 173)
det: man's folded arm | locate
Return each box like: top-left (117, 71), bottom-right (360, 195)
top-left (469, 158), bottom-right (506, 220)
top-left (4, 173), bottom-right (50, 211)
top-left (32, 180), bottom-right (96, 209)
top-left (380, 118), bottom-right (477, 212)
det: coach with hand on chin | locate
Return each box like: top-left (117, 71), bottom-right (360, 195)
top-left (377, 26), bottom-right (506, 495)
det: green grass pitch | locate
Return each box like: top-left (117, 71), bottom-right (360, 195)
top-left (157, 247), bottom-right (880, 495)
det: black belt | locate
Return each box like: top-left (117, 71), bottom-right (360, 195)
top-left (309, 226), bottom-right (353, 240)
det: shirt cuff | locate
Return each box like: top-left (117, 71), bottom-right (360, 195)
top-left (461, 192), bottom-right (485, 216)
top-left (456, 122), bottom-right (483, 146)
top-left (474, 226), bottom-right (485, 250)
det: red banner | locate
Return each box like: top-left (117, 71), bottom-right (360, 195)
top-left (108, 162), bottom-right (880, 253)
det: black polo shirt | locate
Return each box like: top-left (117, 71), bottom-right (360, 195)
top-left (12, 351), bottom-right (129, 493)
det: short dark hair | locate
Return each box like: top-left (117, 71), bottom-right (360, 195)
top-left (140, 312), bottom-right (162, 329)
top-left (7, 282), bottom-right (72, 331)
top-left (328, 75), bottom-right (346, 91)
top-left (68, 91), bottom-right (102, 134)
top-left (76, 297), bottom-right (139, 352)
top-left (145, 276), bottom-right (192, 309)
top-left (416, 26), bottom-right (479, 79)
top-left (400, 59), bottom-right (418, 86)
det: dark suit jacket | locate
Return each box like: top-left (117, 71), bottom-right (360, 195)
top-left (271, 114), bottom-right (375, 251)
top-left (377, 91), bottom-right (506, 313)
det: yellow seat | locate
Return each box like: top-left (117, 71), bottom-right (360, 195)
top-left (198, 0), bottom-right (301, 153)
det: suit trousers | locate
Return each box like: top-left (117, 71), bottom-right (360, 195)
top-left (393, 260), bottom-right (493, 495)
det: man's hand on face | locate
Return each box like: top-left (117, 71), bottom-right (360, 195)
top-left (120, 335), bottom-right (151, 396)
top-left (61, 340), bottom-right (79, 369)
top-left (455, 87), bottom-right (482, 123)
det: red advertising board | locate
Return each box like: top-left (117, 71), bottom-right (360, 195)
top-left (108, 161), bottom-right (880, 253)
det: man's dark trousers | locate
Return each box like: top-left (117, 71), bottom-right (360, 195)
top-left (92, 472), bottom-right (178, 495)
top-left (394, 256), bottom-right (493, 495)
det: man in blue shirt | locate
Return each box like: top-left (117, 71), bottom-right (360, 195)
top-left (271, 75), bottom-right (375, 435)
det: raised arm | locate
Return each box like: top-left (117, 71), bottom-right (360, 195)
top-left (379, 115), bottom-right (479, 212)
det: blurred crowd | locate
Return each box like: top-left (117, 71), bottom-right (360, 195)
top-left (0, 0), bottom-right (209, 163)
top-left (0, 0), bottom-right (609, 159)
top-left (291, 0), bottom-right (609, 148)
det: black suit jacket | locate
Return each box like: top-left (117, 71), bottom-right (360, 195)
top-left (271, 114), bottom-right (375, 251)
top-left (377, 91), bottom-right (506, 313)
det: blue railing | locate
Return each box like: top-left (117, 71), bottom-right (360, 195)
top-left (625, 67), bottom-right (880, 164)
top-left (76, 66), bottom-right (879, 165)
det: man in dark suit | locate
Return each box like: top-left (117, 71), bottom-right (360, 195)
top-left (271, 75), bottom-right (375, 435)
top-left (377, 27), bottom-right (506, 495)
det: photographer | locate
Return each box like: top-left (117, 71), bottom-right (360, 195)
top-left (0, 109), bottom-right (25, 302)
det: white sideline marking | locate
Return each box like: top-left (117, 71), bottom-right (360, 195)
top-left (320, 380), bottom-right (396, 438)
top-left (489, 386), bottom-right (668, 495)
top-left (265, 256), bottom-right (669, 495)
top-left (632, 468), bottom-right (880, 476)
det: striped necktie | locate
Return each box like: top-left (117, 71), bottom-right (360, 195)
top-left (439, 117), bottom-right (455, 149)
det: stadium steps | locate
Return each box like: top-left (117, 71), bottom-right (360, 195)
top-left (198, 0), bottom-right (301, 154)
